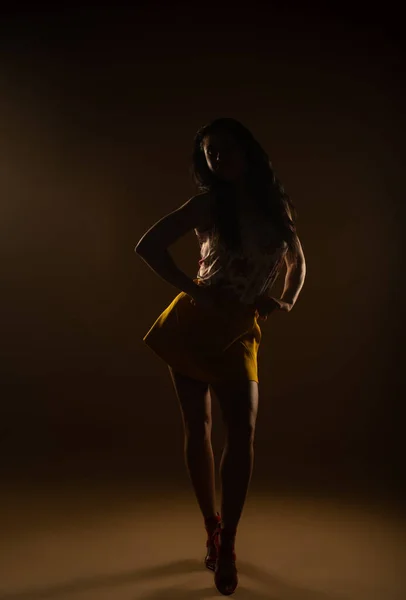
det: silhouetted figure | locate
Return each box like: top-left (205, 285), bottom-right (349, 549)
top-left (135, 117), bottom-right (306, 595)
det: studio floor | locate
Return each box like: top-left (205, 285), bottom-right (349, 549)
top-left (0, 469), bottom-right (405, 600)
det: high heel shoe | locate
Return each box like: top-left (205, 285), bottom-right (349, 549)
top-left (214, 528), bottom-right (238, 595)
top-left (204, 512), bottom-right (221, 571)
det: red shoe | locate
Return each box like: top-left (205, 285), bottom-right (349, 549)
top-left (214, 528), bottom-right (238, 595)
top-left (204, 512), bottom-right (221, 571)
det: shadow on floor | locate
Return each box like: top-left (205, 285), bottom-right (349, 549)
top-left (0, 557), bottom-right (346, 600)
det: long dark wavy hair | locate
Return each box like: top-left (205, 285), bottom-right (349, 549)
top-left (190, 117), bottom-right (301, 265)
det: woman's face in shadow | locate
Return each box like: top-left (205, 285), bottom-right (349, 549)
top-left (202, 132), bottom-right (247, 183)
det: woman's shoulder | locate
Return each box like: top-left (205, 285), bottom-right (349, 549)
top-left (192, 190), bottom-right (216, 208)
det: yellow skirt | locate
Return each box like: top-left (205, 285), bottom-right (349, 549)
top-left (143, 279), bottom-right (262, 384)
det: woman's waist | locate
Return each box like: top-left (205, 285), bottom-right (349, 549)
top-left (193, 278), bottom-right (258, 315)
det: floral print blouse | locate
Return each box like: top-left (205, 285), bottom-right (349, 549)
top-left (194, 210), bottom-right (288, 305)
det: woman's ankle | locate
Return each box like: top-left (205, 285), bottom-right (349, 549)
top-left (204, 512), bottom-right (221, 531)
top-left (219, 526), bottom-right (237, 544)
top-left (204, 511), bottom-right (220, 522)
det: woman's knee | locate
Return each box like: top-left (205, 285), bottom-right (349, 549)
top-left (168, 367), bottom-right (212, 438)
top-left (226, 421), bottom-right (256, 446)
top-left (184, 416), bottom-right (212, 440)
top-left (211, 379), bottom-right (258, 444)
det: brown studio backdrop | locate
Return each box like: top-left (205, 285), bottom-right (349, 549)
top-left (0, 6), bottom-right (403, 494)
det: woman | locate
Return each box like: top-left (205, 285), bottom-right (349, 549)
top-left (135, 118), bottom-right (306, 595)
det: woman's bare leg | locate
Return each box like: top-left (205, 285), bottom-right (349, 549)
top-left (168, 366), bottom-right (217, 520)
top-left (210, 379), bottom-right (259, 533)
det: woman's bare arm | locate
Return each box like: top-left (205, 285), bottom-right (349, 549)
top-left (134, 193), bottom-right (212, 296)
top-left (280, 236), bottom-right (306, 307)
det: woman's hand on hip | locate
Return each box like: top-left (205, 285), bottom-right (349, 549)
top-left (255, 294), bottom-right (292, 319)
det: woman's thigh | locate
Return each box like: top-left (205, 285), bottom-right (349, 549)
top-left (210, 380), bottom-right (259, 438)
top-left (168, 366), bottom-right (212, 436)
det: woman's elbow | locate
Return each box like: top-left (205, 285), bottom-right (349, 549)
top-left (134, 239), bottom-right (166, 257)
top-left (134, 234), bottom-right (154, 255)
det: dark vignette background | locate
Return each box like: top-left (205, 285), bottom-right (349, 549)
top-left (0, 2), bottom-right (404, 504)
